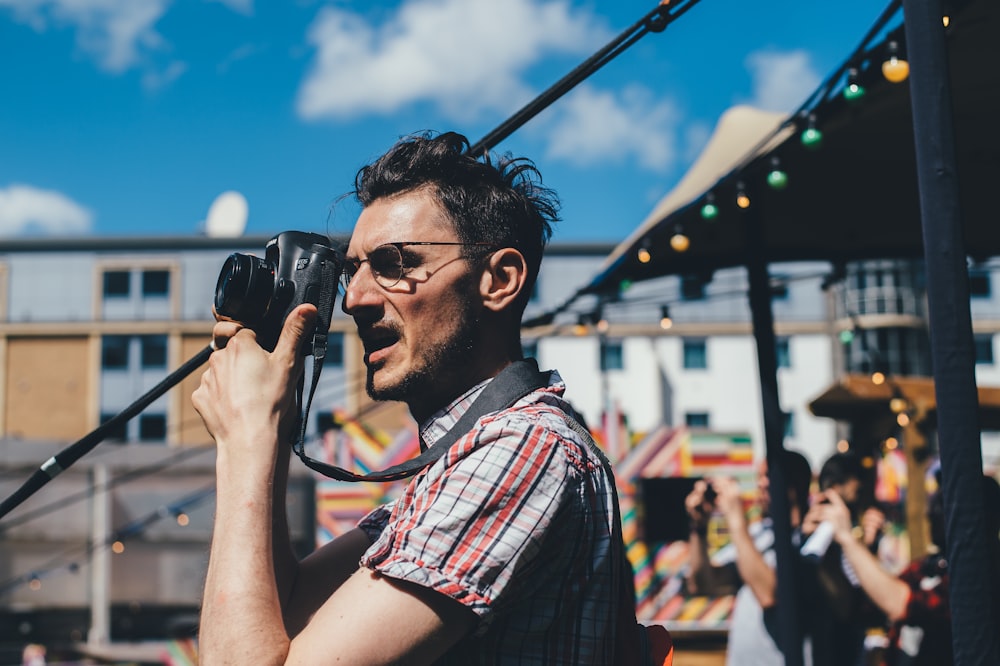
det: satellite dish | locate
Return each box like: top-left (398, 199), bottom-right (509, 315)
top-left (204, 191), bottom-right (248, 238)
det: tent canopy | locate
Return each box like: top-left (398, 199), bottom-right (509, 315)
top-left (581, 0), bottom-right (999, 296)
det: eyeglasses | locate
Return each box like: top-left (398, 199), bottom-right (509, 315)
top-left (341, 241), bottom-right (496, 291)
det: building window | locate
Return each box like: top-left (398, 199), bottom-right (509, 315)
top-left (975, 334), bottom-right (994, 365)
top-left (680, 275), bottom-right (706, 301)
top-left (102, 335), bottom-right (130, 369)
top-left (138, 413), bottom-right (167, 442)
top-left (142, 269), bottom-right (170, 297)
top-left (969, 269), bottom-right (991, 298)
top-left (685, 412), bottom-right (710, 428)
top-left (100, 413), bottom-right (128, 442)
top-left (601, 340), bottom-right (624, 371)
top-left (771, 275), bottom-right (789, 300)
top-left (103, 271), bottom-right (130, 298)
top-left (776, 337), bottom-right (791, 369)
top-left (327, 332), bottom-right (344, 366)
top-left (683, 339), bottom-right (707, 369)
top-left (140, 335), bottom-right (168, 368)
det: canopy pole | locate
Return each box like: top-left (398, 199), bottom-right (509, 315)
top-left (743, 201), bottom-right (803, 666)
top-left (901, 0), bottom-right (999, 663)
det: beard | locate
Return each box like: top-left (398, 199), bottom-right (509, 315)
top-left (366, 300), bottom-right (480, 409)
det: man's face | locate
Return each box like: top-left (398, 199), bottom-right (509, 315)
top-left (342, 190), bottom-right (485, 418)
top-left (833, 477), bottom-right (861, 506)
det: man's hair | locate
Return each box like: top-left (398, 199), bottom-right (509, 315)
top-left (353, 131), bottom-right (560, 314)
top-left (818, 452), bottom-right (863, 491)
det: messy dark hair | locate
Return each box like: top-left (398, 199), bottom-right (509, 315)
top-left (353, 131), bottom-right (559, 314)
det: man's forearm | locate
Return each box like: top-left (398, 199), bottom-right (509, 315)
top-left (201, 449), bottom-right (290, 666)
top-left (839, 534), bottom-right (909, 621)
top-left (729, 521), bottom-right (776, 608)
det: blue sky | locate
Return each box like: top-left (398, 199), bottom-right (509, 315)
top-left (0, 0), bottom-right (889, 243)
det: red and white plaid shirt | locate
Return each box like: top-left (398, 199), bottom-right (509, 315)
top-left (358, 371), bottom-right (627, 664)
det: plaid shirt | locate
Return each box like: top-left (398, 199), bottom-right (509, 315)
top-left (358, 371), bottom-right (627, 665)
top-left (884, 553), bottom-right (952, 666)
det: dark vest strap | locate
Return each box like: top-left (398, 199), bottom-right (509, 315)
top-left (293, 359), bottom-right (551, 482)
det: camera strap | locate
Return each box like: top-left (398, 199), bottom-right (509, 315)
top-left (291, 358), bottom-right (550, 482)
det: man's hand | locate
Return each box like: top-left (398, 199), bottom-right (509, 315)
top-left (712, 477), bottom-right (745, 529)
top-left (810, 490), bottom-right (854, 545)
top-left (192, 304), bottom-right (317, 472)
top-left (860, 506), bottom-right (886, 548)
top-left (685, 479), bottom-right (715, 533)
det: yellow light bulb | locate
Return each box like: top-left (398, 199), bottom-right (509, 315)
top-left (942, 15), bottom-right (950, 27)
top-left (885, 436), bottom-right (898, 450)
top-left (736, 193), bottom-right (751, 209)
top-left (176, 513), bottom-right (190, 527)
top-left (897, 412), bottom-right (910, 427)
top-left (871, 371), bottom-right (886, 385)
top-left (112, 541), bottom-right (125, 554)
top-left (882, 56), bottom-right (909, 83)
top-left (670, 233), bottom-right (690, 253)
top-left (836, 439), bottom-right (850, 453)
top-left (637, 247), bottom-right (651, 263)
top-left (660, 316), bottom-right (673, 330)
top-left (596, 319), bottom-right (609, 334)
top-left (889, 397), bottom-right (909, 413)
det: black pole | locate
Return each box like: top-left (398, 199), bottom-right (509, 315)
top-left (743, 202), bottom-right (803, 666)
top-left (0, 345), bottom-right (214, 521)
top-left (900, 0), bottom-right (999, 663)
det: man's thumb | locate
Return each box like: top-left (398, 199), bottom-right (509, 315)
top-left (275, 303), bottom-right (318, 359)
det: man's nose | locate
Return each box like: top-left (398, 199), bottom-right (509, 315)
top-left (341, 263), bottom-right (380, 315)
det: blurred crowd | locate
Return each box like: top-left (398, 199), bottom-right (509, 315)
top-left (683, 451), bottom-right (1000, 666)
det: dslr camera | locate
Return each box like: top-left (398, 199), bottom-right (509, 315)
top-left (214, 231), bottom-right (344, 353)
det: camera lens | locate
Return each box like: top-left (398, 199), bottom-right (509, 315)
top-left (214, 253), bottom-right (275, 325)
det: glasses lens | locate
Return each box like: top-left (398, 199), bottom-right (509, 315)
top-left (370, 244), bottom-right (404, 287)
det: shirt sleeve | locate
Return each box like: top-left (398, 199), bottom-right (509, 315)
top-left (359, 408), bottom-right (594, 628)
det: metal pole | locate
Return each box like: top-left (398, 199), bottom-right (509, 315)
top-left (900, 0), bottom-right (999, 663)
top-left (88, 464), bottom-right (110, 647)
top-left (744, 202), bottom-right (803, 666)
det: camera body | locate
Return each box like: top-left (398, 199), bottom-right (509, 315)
top-left (214, 231), bottom-right (343, 353)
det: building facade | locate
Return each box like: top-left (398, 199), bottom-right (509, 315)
top-left (1, 235), bottom-right (998, 655)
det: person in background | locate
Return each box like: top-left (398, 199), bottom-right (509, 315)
top-left (806, 452), bottom-right (888, 666)
top-left (808, 473), bottom-right (1000, 666)
top-left (685, 449), bottom-right (820, 666)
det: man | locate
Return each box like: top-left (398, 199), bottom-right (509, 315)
top-left (806, 452), bottom-right (887, 666)
top-left (192, 132), bottom-right (664, 664)
top-left (809, 473), bottom-right (1000, 666)
top-left (685, 450), bottom-right (820, 666)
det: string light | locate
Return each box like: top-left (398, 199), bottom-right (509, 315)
top-left (800, 114), bottom-right (823, 150)
top-left (897, 412), bottom-right (910, 427)
top-left (836, 439), bottom-right (850, 453)
top-left (882, 41), bottom-right (910, 83)
top-left (766, 157), bottom-right (789, 190)
top-left (29, 576), bottom-right (42, 591)
top-left (889, 396), bottom-right (909, 413)
top-left (700, 192), bottom-right (719, 220)
top-left (843, 66), bottom-right (866, 102)
top-left (871, 371), bottom-right (886, 385)
top-left (659, 306), bottom-right (673, 329)
top-left (736, 182), bottom-right (751, 209)
top-left (637, 239), bottom-right (652, 264)
top-left (670, 227), bottom-right (690, 252)
top-left (175, 512), bottom-right (190, 527)
top-left (885, 436), bottom-right (899, 450)
top-left (112, 541), bottom-right (126, 554)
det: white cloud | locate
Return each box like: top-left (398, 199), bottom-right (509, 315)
top-left (296, 0), bottom-right (611, 122)
top-left (542, 84), bottom-right (680, 172)
top-left (744, 49), bottom-right (821, 114)
top-left (0, 184), bottom-right (93, 236)
top-left (0, 0), bottom-right (171, 72)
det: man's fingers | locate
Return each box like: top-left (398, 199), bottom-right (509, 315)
top-left (273, 304), bottom-right (318, 360)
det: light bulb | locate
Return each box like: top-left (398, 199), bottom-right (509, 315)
top-left (882, 41), bottom-right (909, 83)
top-left (670, 232), bottom-right (690, 253)
top-left (871, 371), bottom-right (886, 385)
top-left (736, 182), bottom-right (750, 209)
top-left (659, 306), bottom-right (673, 329)
top-left (800, 114), bottom-right (823, 150)
top-left (767, 159), bottom-right (789, 190)
top-left (844, 67), bottom-right (866, 102)
top-left (637, 247), bottom-right (651, 263)
top-left (897, 413), bottom-right (910, 427)
top-left (889, 397), bottom-right (909, 414)
top-left (700, 194), bottom-right (719, 220)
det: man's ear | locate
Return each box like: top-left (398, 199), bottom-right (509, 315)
top-left (480, 248), bottom-right (528, 312)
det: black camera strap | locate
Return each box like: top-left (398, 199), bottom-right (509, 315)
top-left (292, 359), bottom-right (550, 482)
